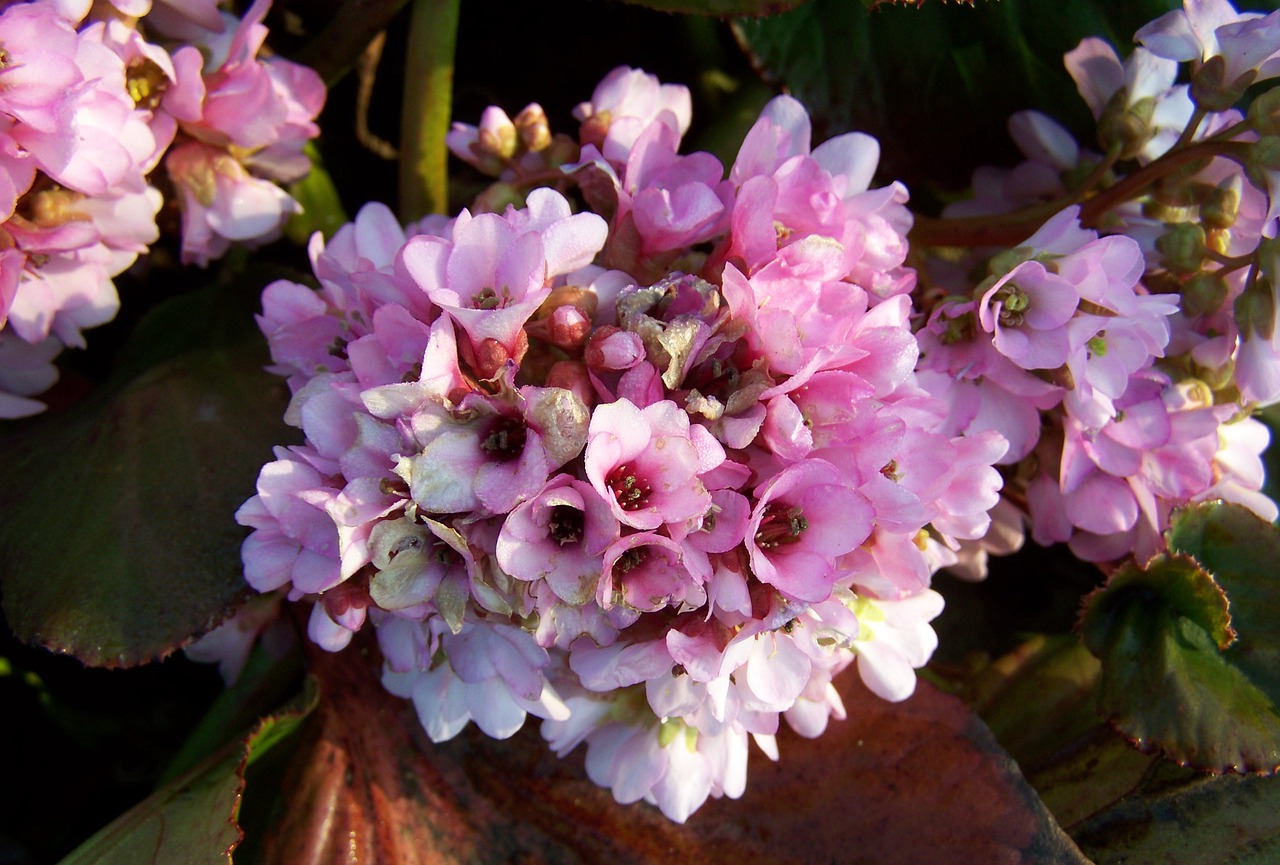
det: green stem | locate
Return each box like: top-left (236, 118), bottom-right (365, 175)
top-left (398, 0), bottom-right (461, 222)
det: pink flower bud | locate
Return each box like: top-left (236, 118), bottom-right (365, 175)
top-left (586, 326), bottom-right (645, 370)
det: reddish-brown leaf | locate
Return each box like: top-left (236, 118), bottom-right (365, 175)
top-left (260, 637), bottom-right (1089, 864)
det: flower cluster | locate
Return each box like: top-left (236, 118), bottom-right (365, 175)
top-left (0, 0), bottom-right (323, 418)
top-left (918, 0), bottom-right (1279, 568)
top-left (237, 68), bottom-right (1006, 821)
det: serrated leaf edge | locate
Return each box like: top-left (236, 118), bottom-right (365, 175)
top-left (1076, 551), bottom-right (1237, 653)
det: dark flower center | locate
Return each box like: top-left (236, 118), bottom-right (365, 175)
top-left (548, 505), bottom-right (584, 546)
top-left (754, 502), bottom-right (808, 550)
top-left (481, 416), bottom-right (527, 460)
top-left (614, 547), bottom-right (648, 574)
top-left (606, 463), bottom-right (652, 511)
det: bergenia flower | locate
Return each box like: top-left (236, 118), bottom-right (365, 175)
top-left (227, 61), bottom-right (1206, 826)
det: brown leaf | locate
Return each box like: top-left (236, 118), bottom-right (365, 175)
top-left (260, 634), bottom-right (1089, 865)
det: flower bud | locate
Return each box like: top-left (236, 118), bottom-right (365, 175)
top-left (1201, 176), bottom-right (1241, 230)
top-left (548, 304), bottom-right (591, 350)
top-left (1155, 223), bottom-right (1207, 275)
top-left (1248, 86), bottom-right (1280, 136)
top-left (543, 133), bottom-right (581, 169)
top-left (1098, 91), bottom-right (1156, 161)
top-left (515, 103), bottom-right (552, 153)
top-left (1180, 271), bottom-right (1228, 318)
top-left (21, 188), bottom-right (87, 228)
top-left (476, 106), bottom-right (519, 160)
top-left (1191, 55), bottom-right (1256, 113)
top-left (1235, 276), bottom-right (1277, 341)
top-left (585, 325), bottom-right (645, 370)
top-left (579, 108), bottom-right (612, 151)
top-left (472, 182), bottom-right (525, 214)
top-left (545, 360), bottom-right (595, 410)
top-left (1244, 136), bottom-right (1280, 197)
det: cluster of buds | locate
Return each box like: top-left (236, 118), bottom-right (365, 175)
top-left (235, 66), bottom-right (1006, 821)
top-left (0, 0), bottom-right (323, 418)
top-left (918, 0), bottom-right (1280, 567)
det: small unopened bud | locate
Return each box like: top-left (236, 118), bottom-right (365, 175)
top-left (543, 133), bottom-right (581, 169)
top-left (1191, 55), bottom-right (1256, 113)
top-left (472, 182), bottom-right (525, 214)
top-left (22, 188), bottom-right (88, 228)
top-left (1235, 276), bottom-right (1277, 341)
top-left (985, 246), bottom-right (1034, 278)
top-left (1156, 223), bottom-right (1207, 275)
top-left (476, 106), bottom-right (518, 160)
top-left (1244, 136), bottom-right (1280, 198)
top-left (1248, 86), bottom-right (1280, 135)
top-left (585, 326), bottom-right (645, 370)
top-left (537, 286), bottom-right (599, 321)
top-left (1098, 91), bottom-right (1156, 160)
top-left (545, 361), bottom-right (595, 410)
top-left (515, 103), bottom-right (552, 153)
top-left (1173, 378), bottom-right (1215, 411)
top-left (1202, 176), bottom-right (1242, 230)
top-left (579, 108), bottom-right (612, 150)
top-left (548, 304), bottom-right (591, 350)
top-left (1181, 272), bottom-right (1228, 318)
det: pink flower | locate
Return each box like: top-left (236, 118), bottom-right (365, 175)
top-left (165, 140), bottom-right (300, 265)
top-left (977, 259), bottom-right (1079, 370)
top-left (1064, 37), bottom-right (1192, 160)
top-left (496, 474), bottom-right (620, 605)
top-left (235, 446), bottom-right (342, 596)
top-left (848, 589), bottom-right (944, 702)
top-left (583, 398), bottom-right (719, 532)
top-left (401, 190), bottom-right (607, 378)
top-left (574, 66), bottom-right (692, 165)
top-left (746, 460), bottom-right (874, 603)
top-left (1137, 0), bottom-right (1280, 88)
top-left (382, 620), bottom-right (570, 741)
top-left (598, 531), bottom-right (705, 613)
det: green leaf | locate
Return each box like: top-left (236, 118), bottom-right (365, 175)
top-left (0, 345), bottom-right (295, 667)
top-left (55, 681), bottom-right (316, 865)
top-left (732, 0), bottom-right (1181, 198)
top-left (1071, 763), bottom-right (1280, 865)
top-left (617, 0), bottom-right (808, 14)
top-left (962, 634), bottom-right (1158, 827)
top-left (1079, 538), bottom-right (1280, 774)
top-left (959, 632), bottom-right (1280, 861)
top-left (162, 616), bottom-right (304, 783)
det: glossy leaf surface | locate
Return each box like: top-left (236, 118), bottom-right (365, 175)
top-left (56, 684), bottom-right (315, 865)
top-left (732, 0), bottom-right (1181, 195)
top-left (0, 345), bottom-right (293, 667)
top-left (1079, 506), bottom-right (1280, 774)
top-left (252, 635), bottom-right (1089, 864)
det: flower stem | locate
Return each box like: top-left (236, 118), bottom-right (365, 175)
top-left (398, 0), bottom-right (461, 222)
top-left (1077, 140), bottom-right (1249, 225)
top-left (910, 148), bottom-right (1119, 249)
top-left (911, 141), bottom-right (1245, 249)
top-left (1171, 106), bottom-right (1208, 152)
